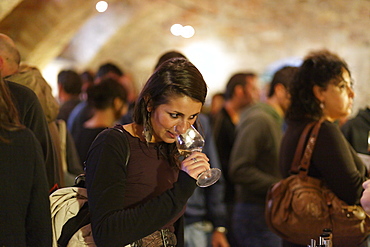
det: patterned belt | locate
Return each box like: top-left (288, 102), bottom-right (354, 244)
top-left (130, 229), bottom-right (177, 247)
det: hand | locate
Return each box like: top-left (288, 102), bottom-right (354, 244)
top-left (361, 179), bottom-right (370, 214)
top-left (211, 231), bottom-right (230, 247)
top-left (180, 152), bottom-right (210, 180)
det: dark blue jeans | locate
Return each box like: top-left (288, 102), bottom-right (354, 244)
top-left (232, 202), bottom-right (282, 247)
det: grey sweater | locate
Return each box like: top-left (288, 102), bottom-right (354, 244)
top-left (229, 103), bottom-right (283, 204)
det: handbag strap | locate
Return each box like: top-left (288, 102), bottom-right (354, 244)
top-left (290, 120), bottom-right (323, 176)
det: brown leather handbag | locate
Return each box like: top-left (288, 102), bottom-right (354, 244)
top-left (265, 121), bottom-right (370, 246)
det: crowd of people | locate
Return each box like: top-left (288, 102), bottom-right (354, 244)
top-left (1, 30), bottom-right (370, 247)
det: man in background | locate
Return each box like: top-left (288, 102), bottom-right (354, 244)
top-left (0, 33), bottom-right (61, 188)
top-left (229, 66), bottom-right (298, 246)
top-left (212, 72), bottom-right (259, 245)
top-left (57, 69), bottom-right (83, 123)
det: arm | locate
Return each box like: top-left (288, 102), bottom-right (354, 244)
top-left (212, 114), bottom-right (235, 183)
top-left (205, 180), bottom-right (230, 247)
top-left (200, 115), bottom-right (229, 247)
top-left (86, 129), bottom-right (197, 247)
top-left (311, 122), bottom-right (367, 204)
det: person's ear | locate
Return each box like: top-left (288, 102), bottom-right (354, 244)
top-left (274, 83), bottom-right (285, 97)
top-left (234, 85), bottom-right (244, 97)
top-left (113, 97), bottom-right (121, 110)
top-left (313, 85), bottom-right (325, 102)
top-left (144, 95), bottom-right (152, 112)
top-left (114, 98), bottom-right (128, 113)
top-left (0, 56), bottom-right (4, 71)
top-left (57, 83), bottom-right (63, 92)
top-left (122, 103), bottom-right (129, 115)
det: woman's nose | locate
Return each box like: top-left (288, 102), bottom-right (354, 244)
top-left (347, 85), bottom-right (355, 98)
top-left (174, 121), bottom-right (190, 134)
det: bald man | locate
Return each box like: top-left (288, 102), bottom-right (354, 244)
top-left (0, 33), bottom-right (62, 188)
top-left (0, 33), bottom-right (20, 76)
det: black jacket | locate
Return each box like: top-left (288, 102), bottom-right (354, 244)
top-left (341, 108), bottom-right (370, 155)
top-left (6, 80), bottom-right (60, 188)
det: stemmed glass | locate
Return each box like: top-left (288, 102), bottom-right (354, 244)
top-left (174, 124), bottom-right (221, 187)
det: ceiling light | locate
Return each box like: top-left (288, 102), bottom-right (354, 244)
top-left (181, 25), bottom-right (195, 38)
top-left (170, 24), bottom-right (183, 36)
top-left (96, 1), bottom-right (108, 13)
top-left (170, 24), bottom-right (195, 38)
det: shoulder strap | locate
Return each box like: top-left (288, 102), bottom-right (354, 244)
top-left (298, 120), bottom-right (322, 177)
top-left (290, 121), bottom-right (316, 173)
top-left (290, 120), bottom-right (323, 176)
top-left (75, 125), bottom-right (131, 186)
top-left (112, 124), bottom-right (130, 168)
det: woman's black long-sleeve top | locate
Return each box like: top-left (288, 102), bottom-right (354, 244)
top-left (280, 119), bottom-right (368, 205)
top-left (85, 127), bottom-right (197, 247)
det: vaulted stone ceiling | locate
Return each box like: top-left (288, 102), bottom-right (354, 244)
top-left (0, 0), bottom-right (369, 112)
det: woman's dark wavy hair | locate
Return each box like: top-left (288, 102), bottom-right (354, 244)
top-left (0, 77), bottom-right (24, 142)
top-left (286, 49), bottom-right (351, 121)
top-left (133, 57), bottom-right (207, 167)
top-left (134, 57), bottom-right (207, 125)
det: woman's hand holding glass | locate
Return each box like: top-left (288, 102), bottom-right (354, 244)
top-left (180, 152), bottom-right (210, 180)
top-left (361, 179), bottom-right (370, 215)
top-left (174, 124), bottom-right (221, 187)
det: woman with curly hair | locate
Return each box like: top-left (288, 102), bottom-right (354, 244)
top-left (279, 49), bottom-right (368, 246)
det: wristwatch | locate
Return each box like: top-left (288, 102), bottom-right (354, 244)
top-left (214, 227), bottom-right (228, 234)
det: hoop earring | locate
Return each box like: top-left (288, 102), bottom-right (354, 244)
top-left (142, 111), bottom-right (152, 143)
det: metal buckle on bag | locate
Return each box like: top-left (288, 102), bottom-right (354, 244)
top-left (160, 229), bottom-right (176, 247)
top-left (131, 229), bottom-right (176, 247)
top-left (160, 229), bottom-right (168, 247)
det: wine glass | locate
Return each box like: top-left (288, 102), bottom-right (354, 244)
top-left (174, 124), bottom-right (222, 187)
